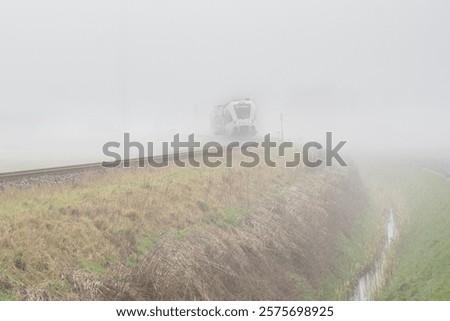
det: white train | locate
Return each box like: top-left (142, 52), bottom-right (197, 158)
top-left (210, 98), bottom-right (257, 136)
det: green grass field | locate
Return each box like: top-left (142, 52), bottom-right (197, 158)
top-left (360, 162), bottom-right (450, 300)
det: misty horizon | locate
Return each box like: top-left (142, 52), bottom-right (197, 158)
top-left (1, 0), bottom-right (449, 169)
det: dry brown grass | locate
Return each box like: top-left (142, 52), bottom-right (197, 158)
top-left (0, 151), bottom-right (365, 300)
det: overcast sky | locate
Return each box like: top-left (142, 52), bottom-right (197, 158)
top-left (1, 0), bottom-right (449, 165)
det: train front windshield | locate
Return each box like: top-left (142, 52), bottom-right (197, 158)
top-left (233, 104), bottom-right (251, 119)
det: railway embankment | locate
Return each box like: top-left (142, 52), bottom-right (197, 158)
top-left (1, 153), bottom-right (372, 300)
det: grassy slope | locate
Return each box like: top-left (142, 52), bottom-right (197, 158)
top-left (0, 164), bottom-right (260, 299)
top-left (3, 153), bottom-right (339, 300)
top-left (320, 195), bottom-right (384, 299)
top-left (319, 164), bottom-right (386, 300)
top-left (0, 152), bottom-right (372, 300)
top-left (361, 162), bottom-right (450, 300)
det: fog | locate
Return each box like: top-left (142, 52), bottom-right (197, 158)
top-left (1, 0), bottom-right (449, 170)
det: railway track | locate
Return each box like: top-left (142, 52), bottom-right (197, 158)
top-left (0, 149), bottom-right (210, 184)
top-left (0, 161), bottom-right (105, 183)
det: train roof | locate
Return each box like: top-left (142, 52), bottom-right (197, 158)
top-left (225, 98), bottom-right (254, 105)
top-left (212, 98), bottom-right (254, 109)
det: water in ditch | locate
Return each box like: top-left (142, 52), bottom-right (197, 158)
top-left (351, 208), bottom-right (396, 300)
